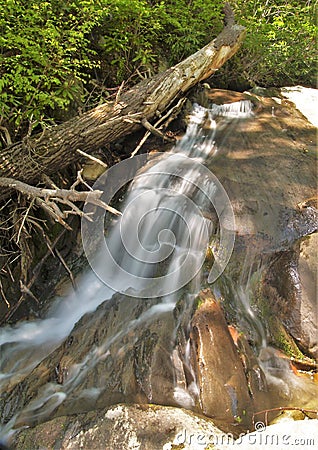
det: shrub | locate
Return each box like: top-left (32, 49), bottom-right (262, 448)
top-left (0, 0), bottom-right (316, 146)
top-left (229, 0), bottom-right (317, 87)
top-left (0, 0), bottom-right (104, 142)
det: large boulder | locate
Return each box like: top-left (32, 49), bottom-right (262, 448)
top-left (14, 403), bottom-right (230, 450)
top-left (202, 88), bottom-right (317, 359)
top-left (262, 232), bottom-right (318, 359)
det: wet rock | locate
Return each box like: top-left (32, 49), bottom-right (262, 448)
top-left (190, 289), bottom-right (254, 426)
top-left (258, 346), bottom-right (318, 411)
top-left (208, 98), bottom-right (316, 251)
top-left (1, 290), bottom-right (266, 438)
top-left (202, 88), bottom-right (253, 106)
top-left (191, 89), bottom-right (318, 422)
top-left (1, 88), bottom-right (317, 444)
top-left (201, 88), bottom-right (317, 356)
top-left (14, 403), bottom-right (229, 450)
top-left (262, 233), bottom-right (318, 358)
top-left (0, 295), bottom-right (180, 430)
top-left (229, 327), bottom-right (269, 409)
top-left (297, 233), bottom-right (318, 357)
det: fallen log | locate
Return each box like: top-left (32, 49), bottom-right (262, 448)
top-left (0, 3), bottom-right (245, 202)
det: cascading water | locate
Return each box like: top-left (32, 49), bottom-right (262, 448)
top-left (3, 97), bottom-right (314, 444)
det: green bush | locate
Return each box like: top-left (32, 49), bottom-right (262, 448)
top-left (0, 0), bottom-right (316, 146)
top-left (0, 0), bottom-right (105, 141)
top-left (230, 0), bottom-right (317, 87)
top-left (96, 0), bottom-right (164, 80)
top-left (94, 0), bottom-right (223, 82)
top-left (0, 0), bottom-right (224, 144)
top-left (157, 0), bottom-right (223, 62)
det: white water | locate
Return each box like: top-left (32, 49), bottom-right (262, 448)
top-left (0, 100), bottom-right (259, 438)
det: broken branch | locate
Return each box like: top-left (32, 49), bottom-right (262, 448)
top-left (0, 177), bottom-right (121, 221)
top-left (141, 118), bottom-right (176, 142)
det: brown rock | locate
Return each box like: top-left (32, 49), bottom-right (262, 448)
top-left (297, 233), bottom-right (318, 357)
top-left (190, 289), bottom-right (253, 426)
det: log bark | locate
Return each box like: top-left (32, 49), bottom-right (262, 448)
top-left (0, 6), bottom-right (245, 202)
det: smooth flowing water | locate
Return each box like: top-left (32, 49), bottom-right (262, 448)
top-left (3, 98), bottom-right (313, 441)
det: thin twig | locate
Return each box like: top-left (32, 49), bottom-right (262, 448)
top-left (130, 130), bottom-right (152, 158)
top-left (253, 406), bottom-right (318, 427)
top-left (76, 149), bottom-right (108, 168)
top-left (161, 97), bottom-right (187, 129)
top-left (1, 227), bottom-right (68, 324)
top-left (20, 281), bottom-right (40, 304)
top-left (0, 126), bottom-right (12, 146)
top-left (16, 198), bottom-right (35, 244)
top-left (131, 97), bottom-right (185, 157)
top-left (75, 169), bottom-right (93, 191)
top-left (6, 265), bottom-right (15, 282)
top-left (115, 81), bottom-right (125, 105)
top-left (41, 230), bottom-right (77, 290)
top-left (35, 197), bottom-right (73, 230)
top-left (0, 278), bottom-right (10, 308)
top-left (55, 248), bottom-right (77, 290)
top-left (141, 118), bottom-right (176, 142)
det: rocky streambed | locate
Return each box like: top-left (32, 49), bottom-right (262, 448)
top-left (0, 87), bottom-right (317, 449)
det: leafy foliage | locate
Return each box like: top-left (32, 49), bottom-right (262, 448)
top-left (0, 0), bottom-right (316, 145)
top-left (0, 0), bottom-right (105, 140)
top-left (229, 0), bottom-right (317, 87)
top-left (96, 0), bottom-right (165, 82)
top-left (94, 0), bottom-right (223, 83)
top-left (157, 1), bottom-right (223, 61)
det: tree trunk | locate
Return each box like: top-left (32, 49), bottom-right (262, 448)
top-left (0, 9), bottom-right (245, 202)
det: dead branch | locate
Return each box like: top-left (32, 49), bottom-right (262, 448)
top-left (141, 118), bottom-right (176, 142)
top-left (0, 176), bottom-right (121, 229)
top-left (16, 198), bottom-right (35, 244)
top-left (40, 230), bottom-right (77, 290)
top-left (76, 149), bottom-right (108, 168)
top-left (20, 281), bottom-right (40, 304)
top-left (131, 97), bottom-right (186, 157)
top-left (0, 278), bottom-right (10, 308)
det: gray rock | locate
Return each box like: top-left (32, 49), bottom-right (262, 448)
top-left (14, 403), bottom-right (230, 450)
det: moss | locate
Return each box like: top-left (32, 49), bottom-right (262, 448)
top-left (195, 295), bottom-right (206, 310)
top-left (250, 277), bottom-right (306, 359)
top-left (270, 318), bottom-right (305, 360)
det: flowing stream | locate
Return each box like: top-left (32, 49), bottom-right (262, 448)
top-left (1, 98), bottom-right (315, 442)
top-left (0, 101), bottom-right (239, 387)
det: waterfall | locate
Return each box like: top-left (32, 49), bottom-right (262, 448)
top-left (0, 100), bottom-right (258, 439)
